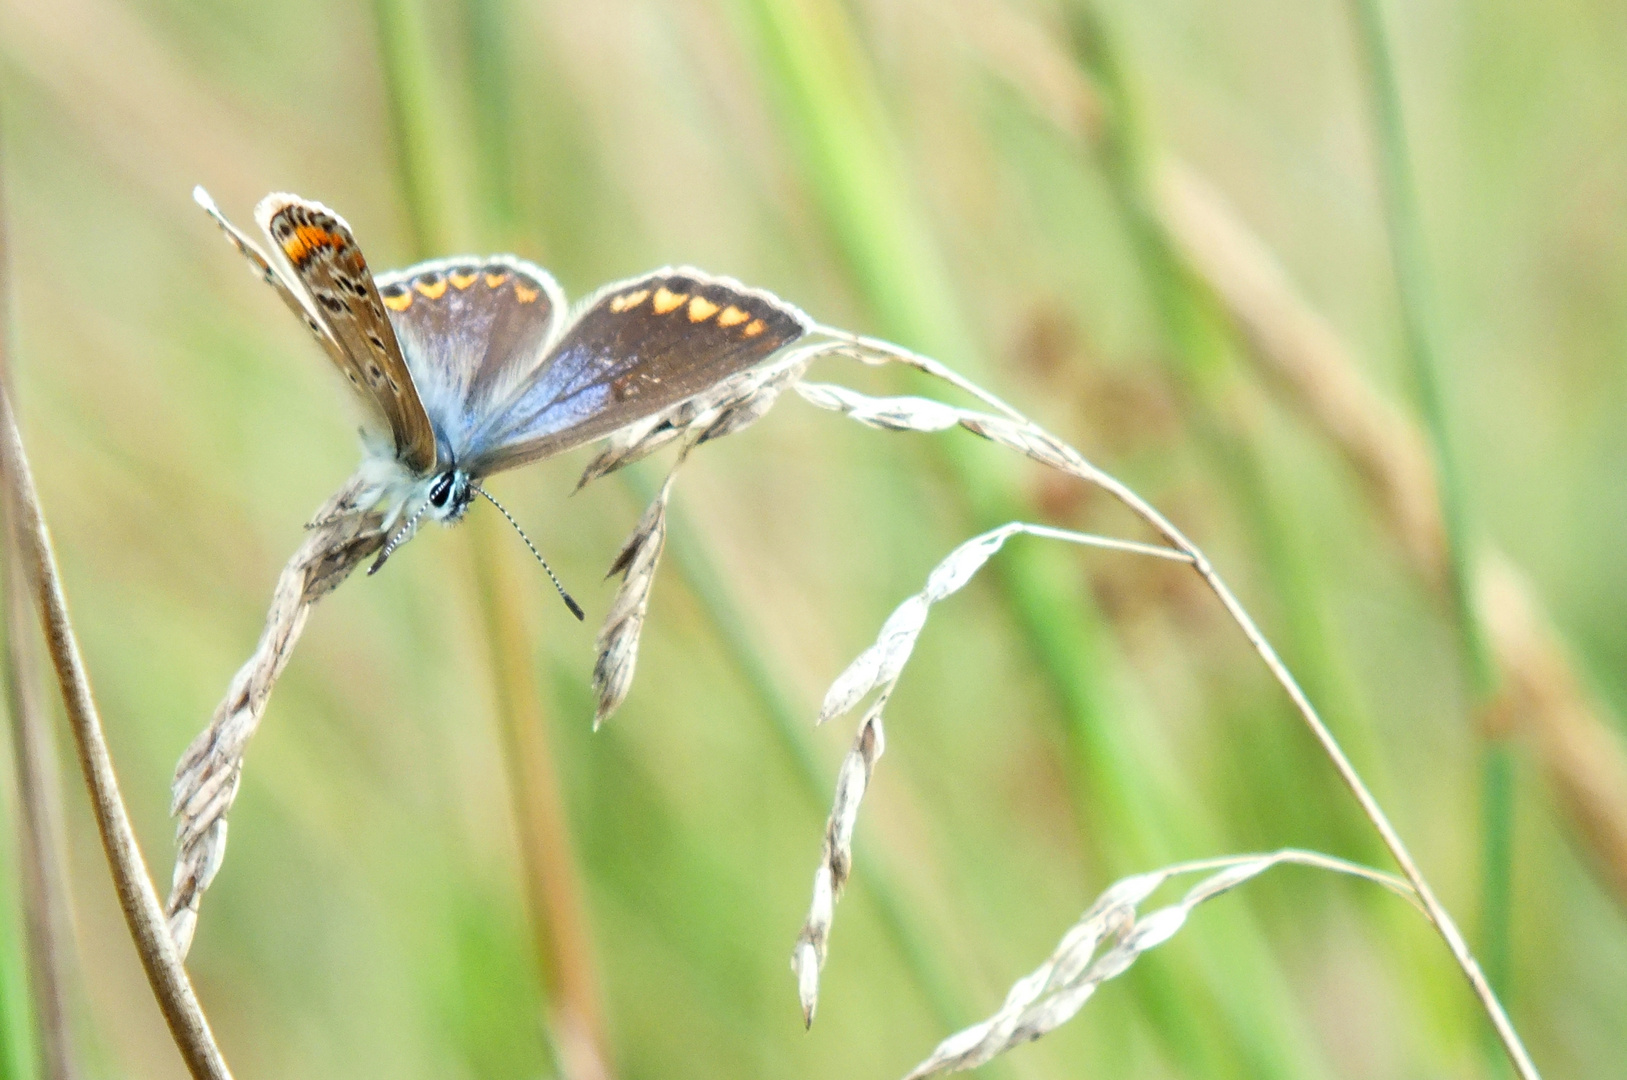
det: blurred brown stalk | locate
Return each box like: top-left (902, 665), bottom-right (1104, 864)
top-left (960, 0), bottom-right (1627, 912)
top-left (1159, 164), bottom-right (1627, 908)
top-left (0, 122), bottom-right (82, 1080)
top-left (366, 0), bottom-right (619, 1064)
top-left (166, 477), bottom-right (386, 955)
top-left (3, 544), bottom-right (80, 1080)
top-left (467, 513), bottom-right (613, 1080)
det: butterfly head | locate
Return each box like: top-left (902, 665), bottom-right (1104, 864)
top-left (425, 468), bottom-right (475, 524)
top-left (366, 465), bottom-right (475, 575)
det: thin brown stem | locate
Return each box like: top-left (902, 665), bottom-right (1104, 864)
top-left (0, 116), bottom-right (81, 1080)
top-left (0, 378), bottom-right (232, 1080)
top-left (3, 546), bottom-right (81, 1080)
top-left (468, 512), bottom-right (613, 1080)
top-left (1041, 433), bottom-right (1537, 1080)
top-left (0, 146), bottom-right (231, 1078)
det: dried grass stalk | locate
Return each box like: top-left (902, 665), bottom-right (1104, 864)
top-left (587, 336), bottom-right (1042, 733)
top-left (791, 701), bottom-right (884, 1027)
top-left (587, 348), bottom-right (816, 727)
top-left (0, 381), bottom-right (232, 1078)
top-left (1157, 162), bottom-right (1627, 914)
top-left (577, 350), bottom-right (813, 488)
top-left (793, 517), bottom-right (1188, 1023)
top-left (168, 347), bottom-right (809, 947)
top-left (1478, 555), bottom-right (1627, 902)
top-left (1157, 163), bottom-right (1449, 582)
top-left (166, 476), bottom-right (383, 956)
top-left (794, 366), bottom-right (1538, 1078)
top-left (592, 469), bottom-right (676, 729)
top-left (903, 851), bottom-right (1417, 1079)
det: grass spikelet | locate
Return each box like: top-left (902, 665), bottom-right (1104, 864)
top-left (166, 475), bottom-right (384, 955)
top-left (577, 352), bottom-right (814, 488)
top-left (902, 851), bottom-right (1418, 1079)
top-left (796, 514), bottom-right (1188, 1022)
top-left (587, 349), bottom-right (817, 727)
top-left (791, 701), bottom-right (885, 1027)
top-left (791, 382), bottom-right (962, 434)
top-left (592, 469), bottom-right (676, 730)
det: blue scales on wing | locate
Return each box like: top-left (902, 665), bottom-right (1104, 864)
top-left (375, 257), bottom-right (568, 469)
top-left (376, 264), bottom-right (808, 479)
top-left (453, 269), bottom-right (811, 478)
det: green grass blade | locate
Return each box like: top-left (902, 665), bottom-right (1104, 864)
top-left (634, 472), bottom-right (972, 1034)
top-left (0, 115), bottom-right (41, 1080)
top-left (0, 804), bottom-right (37, 1080)
top-left (454, 0), bottom-right (1008, 1044)
top-left (1345, 0), bottom-right (1511, 1034)
top-left (372, 0), bottom-right (458, 256)
top-left (729, 1), bottom-right (1339, 1076)
top-left (1063, 1), bottom-right (1386, 858)
top-left (460, 0), bottom-right (519, 245)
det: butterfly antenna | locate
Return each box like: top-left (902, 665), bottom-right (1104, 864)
top-left (474, 486), bottom-right (585, 621)
top-left (369, 503), bottom-right (428, 576)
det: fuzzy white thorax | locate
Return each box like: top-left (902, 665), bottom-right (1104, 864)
top-left (354, 435), bottom-right (440, 530)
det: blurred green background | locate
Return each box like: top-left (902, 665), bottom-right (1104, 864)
top-left (0, 0), bottom-right (1623, 1077)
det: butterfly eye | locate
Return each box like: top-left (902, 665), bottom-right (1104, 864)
top-left (428, 473), bottom-right (455, 508)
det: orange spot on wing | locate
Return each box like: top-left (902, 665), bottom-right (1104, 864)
top-left (283, 224), bottom-right (338, 266)
top-left (743, 319), bottom-right (767, 337)
top-left (687, 296), bottom-right (720, 322)
top-left (611, 289), bottom-right (650, 313)
top-left (449, 271), bottom-right (478, 290)
top-left (484, 272), bottom-right (510, 288)
top-left (514, 282), bottom-right (540, 304)
top-left (382, 291), bottom-right (413, 312)
top-left (415, 277), bottom-right (449, 300)
top-left (652, 286), bottom-right (687, 314)
top-left (716, 305), bottom-right (749, 327)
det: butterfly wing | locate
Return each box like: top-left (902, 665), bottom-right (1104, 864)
top-left (254, 193), bottom-right (438, 475)
top-left (461, 268), bottom-right (811, 477)
top-left (373, 256), bottom-right (566, 461)
top-left (194, 187), bottom-right (353, 372)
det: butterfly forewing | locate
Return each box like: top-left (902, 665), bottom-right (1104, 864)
top-left (375, 257), bottom-right (565, 458)
top-left (195, 187), bottom-right (353, 373)
top-left (255, 194), bottom-right (438, 474)
top-left (461, 270), bottom-right (810, 477)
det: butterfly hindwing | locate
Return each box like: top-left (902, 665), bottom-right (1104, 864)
top-left (462, 269), bottom-right (810, 476)
top-left (255, 194), bottom-right (438, 475)
top-left (374, 256), bottom-right (566, 459)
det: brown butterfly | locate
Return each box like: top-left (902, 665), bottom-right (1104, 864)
top-left (197, 187), bottom-right (813, 610)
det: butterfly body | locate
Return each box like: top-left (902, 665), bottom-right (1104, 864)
top-left (197, 187), bottom-right (812, 568)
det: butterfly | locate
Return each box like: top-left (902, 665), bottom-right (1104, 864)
top-left (195, 187), bottom-right (813, 611)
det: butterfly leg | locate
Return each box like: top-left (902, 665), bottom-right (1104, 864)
top-left (305, 506), bottom-right (367, 530)
top-left (367, 502), bottom-right (429, 575)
